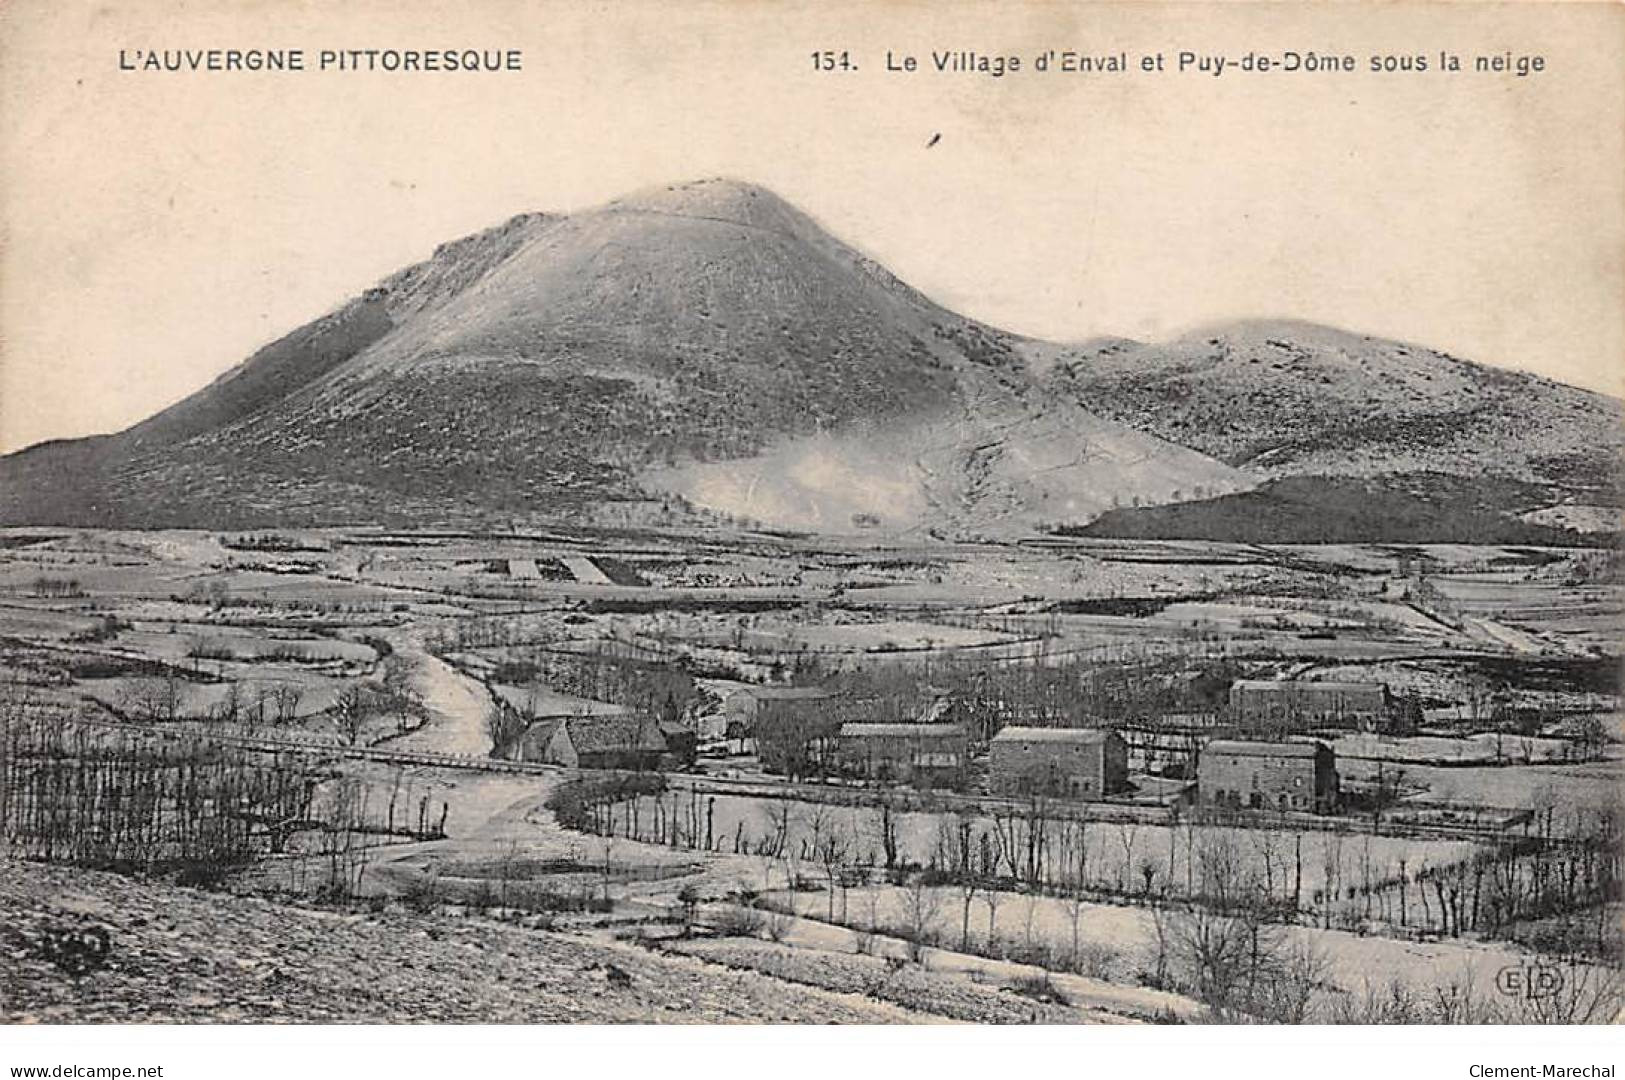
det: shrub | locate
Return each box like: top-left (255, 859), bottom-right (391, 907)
top-left (404, 873), bottom-right (442, 914)
top-left (1007, 973), bottom-right (1070, 1006)
top-left (762, 905), bottom-right (794, 942)
top-left (714, 905), bottom-right (765, 937)
top-left (1076, 942), bottom-right (1120, 980)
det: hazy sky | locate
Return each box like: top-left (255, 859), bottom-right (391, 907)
top-left (2, 1), bottom-right (1621, 454)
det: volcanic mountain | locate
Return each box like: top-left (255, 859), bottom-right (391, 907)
top-left (0, 179), bottom-right (1251, 535)
top-left (1, 179), bottom-right (1617, 541)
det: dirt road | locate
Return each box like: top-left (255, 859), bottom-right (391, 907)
top-left (382, 631), bottom-right (495, 758)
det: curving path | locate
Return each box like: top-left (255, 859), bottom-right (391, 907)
top-left (380, 630), bottom-right (496, 758)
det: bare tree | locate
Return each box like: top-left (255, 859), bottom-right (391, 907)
top-left (817, 820), bottom-right (851, 922)
top-left (1146, 899), bottom-right (1174, 989)
top-left (331, 685), bottom-right (371, 746)
top-left (762, 800), bottom-right (796, 860)
top-left (597, 833), bottom-right (617, 905)
top-left (497, 837), bottom-right (523, 909)
top-left (270, 683), bottom-right (304, 725)
top-left (873, 796), bottom-right (900, 871)
top-left (1251, 937), bottom-right (1328, 1024)
top-left (936, 811), bottom-right (979, 950)
top-left (1020, 889), bottom-right (1040, 954)
top-left (854, 887), bottom-right (880, 955)
top-left (1139, 855), bottom-right (1161, 897)
top-left (218, 680), bottom-right (243, 726)
top-left (978, 830), bottom-right (1005, 955)
top-left (1113, 821), bottom-right (1140, 893)
top-left (485, 699), bottom-right (529, 758)
top-left (1167, 830), bottom-right (1304, 1021)
top-left (1250, 827), bottom-right (1283, 901)
top-left (896, 874), bottom-right (943, 964)
top-left (676, 882), bottom-right (702, 936)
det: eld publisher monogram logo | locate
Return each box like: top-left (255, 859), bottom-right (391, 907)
top-left (1496, 964), bottom-right (1565, 1000)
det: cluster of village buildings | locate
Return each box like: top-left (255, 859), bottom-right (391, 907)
top-left (496, 677), bottom-right (1385, 816)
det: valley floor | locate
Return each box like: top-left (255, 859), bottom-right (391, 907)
top-left (2, 528), bottom-right (1618, 1025)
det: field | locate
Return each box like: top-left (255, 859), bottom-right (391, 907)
top-left (1, 525), bottom-right (1620, 1024)
top-left (759, 879), bottom-right (1619, 1020)
top-left (613, 787), bottom-right (1483, 903)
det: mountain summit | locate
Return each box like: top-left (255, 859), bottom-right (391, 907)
top-left (2, 180), bottom-right (1617, 540)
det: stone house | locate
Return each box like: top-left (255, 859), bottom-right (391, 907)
top-left (988, 726), bottom-right (1129, 799)
top-left (1229, 679), bottom-right (1391, 730)
top-left (837, 722), bottom-right (968, 788)
top-left (514, 713), bottom-right (667, 770)
top-left (1199, 738), bottom-right (1338, 813)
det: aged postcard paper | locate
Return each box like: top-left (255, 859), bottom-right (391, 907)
top-left (1, 0), bottom-right (1621, 1060)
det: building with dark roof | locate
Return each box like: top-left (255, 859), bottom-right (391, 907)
top-left (1199, 738), bottom-right (1338, 813)
top-left (510, 715), bottom-right (566, 762)
top-left (837, 722), bottom-right (968, 789)
top-left (989, 726), bottom-right (1128, 800)
top-left (514, 713), bottom-right (667, 770)
top-left (1229, 679), bottom-right (1390, 730)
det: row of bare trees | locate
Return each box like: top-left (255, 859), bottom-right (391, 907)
top-left (117, 670), bottom-right (310, 728)
top-left (786, 817), bottom-right (1624, 1024)
top-left (106, 639), bottom-right (420, 748)
top-left (1350, 813), bottom-right (1622, 956)
top-left (1, 698), bottom-right (444, 894)
top-left (328, 655), bottom-right (427, 746)
top-left (1, 703), bottom-right (320, 874)
top-left (564, 777), bottom-right (1620, 962)
top-left (540, 773), bottom-right (1622, 1022)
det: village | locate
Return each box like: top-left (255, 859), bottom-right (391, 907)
top-left (490, 674), bottom-right (1379, 819)
top-left (1, 526), bottom-right (1620, 1023)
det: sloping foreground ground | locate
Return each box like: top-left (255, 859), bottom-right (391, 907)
top-left (0, 860), bottom-right (917, 1024)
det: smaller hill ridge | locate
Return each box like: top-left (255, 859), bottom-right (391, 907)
top-left (1052, 318), bottom-right (1622, 496)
